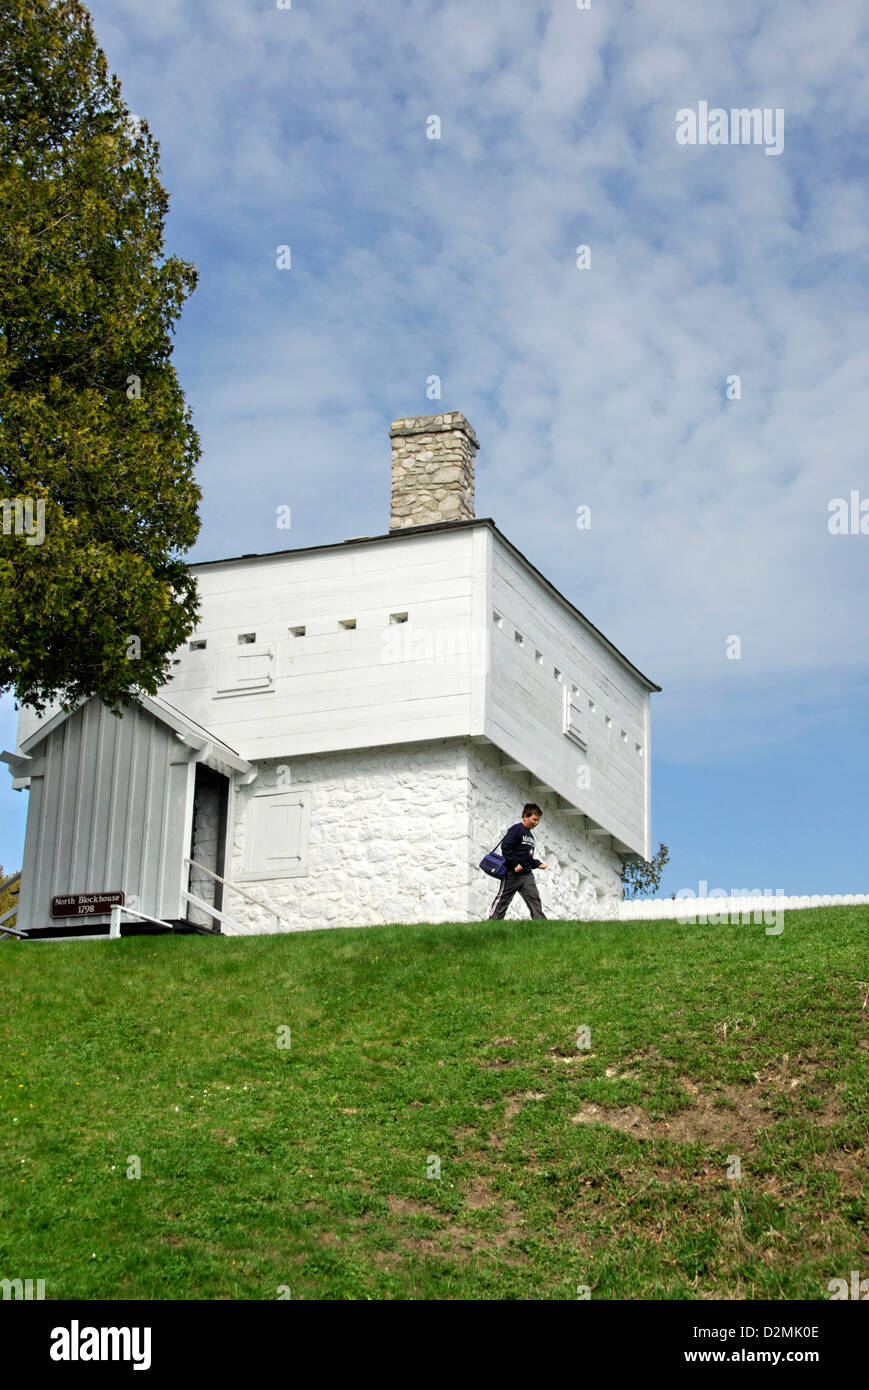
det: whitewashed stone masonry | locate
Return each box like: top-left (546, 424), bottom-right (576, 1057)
top-left (228, 740), bottom-right (468, 932)
top-left (224, 735), bottom-right (624, 933)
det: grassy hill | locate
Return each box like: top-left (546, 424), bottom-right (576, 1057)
top-left (1, 908), bottom-right (867, 1300)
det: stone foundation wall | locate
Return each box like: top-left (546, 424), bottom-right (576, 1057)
top-left (226, 740), bottom-right (470, 932)
top-left (220, 736), bottom-right (623, 934)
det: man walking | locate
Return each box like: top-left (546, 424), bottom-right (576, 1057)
top-left (488, 803), bottom-right (548, 919)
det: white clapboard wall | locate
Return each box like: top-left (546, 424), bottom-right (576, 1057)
top-left (488, 534), bottom-right (652, 858)
top-left (162, 525), bottom-right (486, 763)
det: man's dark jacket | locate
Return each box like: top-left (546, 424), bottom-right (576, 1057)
top-left (500, 822), bottom-right (542, 874)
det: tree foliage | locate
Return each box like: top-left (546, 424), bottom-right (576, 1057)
top-left (0, 0), bottom-right (201, 714)
top-left (621, 842), bottom-right (670, 900)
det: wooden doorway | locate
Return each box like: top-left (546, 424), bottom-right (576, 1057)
top-left (187, 764), bottom-right (230, 929)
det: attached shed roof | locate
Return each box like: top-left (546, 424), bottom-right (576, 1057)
top-left (17, 692), bottom-right (251, 774)
top-left (188, 516), bottom-right (662, 694)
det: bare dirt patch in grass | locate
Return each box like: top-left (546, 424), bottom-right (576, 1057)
top-left (809, 1145), bottom-right (865, 1193)
top-left (460, 1146), bottom-right (493, 1167)
top-left (502, 1089), bottom-right (545, 1120)
top-left (316, 1230), bottom-right (342, 1247)
top-left (572, 1066), bottom-right (843, 1151)
top-left (398, 1234), bottom-right (468, 1261)
top-left (464, 1175), bottom-right (497, 1209)
top-left (548, 1043), bottom-right (596, 1065)
top-left (484, 1204), bottom-right (526, 1252)
top-left (381, 1173), bottom-right (530, 1267)
top-left (485, 1088), bottom-right (547, 1144)
top-left (571, 1101), bottom-right (656, 1137)
top-left (386, 1194), bottom-right (441, 1217)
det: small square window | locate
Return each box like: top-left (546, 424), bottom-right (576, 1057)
top-left (588, 698), bottom-right (596, 713)
top-left (636, 743), bottom-right (643, 755)
top-left (554, 668), bottom-right (561, 681)
top-left (514, 631), bottom-right (523, 646)
top-left (339, 618), bottom-right (356, 630)
top-left (289, 626), bottom-right (305, 638)
top-left (389, 612), bottom-right (408, 624)
top-left (605, 715), bottom-right (612, 728)
top-left (535, 650), bottom-right (543, 665)
top-left (238, 632), bottom-right (256, 644)
top-left (189, 639), bottom-right (207, 651)
top-left (493, 611), bottom-right (503, 628)
top-left (621, 729), bottom-right (628, 741)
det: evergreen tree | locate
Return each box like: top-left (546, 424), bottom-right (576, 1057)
top-left (0, 0), bottom-right (201, 715)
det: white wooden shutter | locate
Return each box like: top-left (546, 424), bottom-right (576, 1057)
top-left (240, 792), bottom-right (310, 880)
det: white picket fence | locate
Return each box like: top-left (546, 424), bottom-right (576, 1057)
top-left (619, 893), bottom-right (869, 920)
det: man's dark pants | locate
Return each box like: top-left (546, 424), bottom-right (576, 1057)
top-left (488, 868), bottom-right (547, 919)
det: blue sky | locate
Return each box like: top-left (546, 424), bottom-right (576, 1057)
top-left (2, 0), bottom-right (868, 896)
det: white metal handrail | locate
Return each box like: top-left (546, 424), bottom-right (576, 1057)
top-left (109, 904), bottom-right (174, 938)
top-left (181, 889), bottom-right (253, 936)
top-left (184, 857), bottom-right (290, 934)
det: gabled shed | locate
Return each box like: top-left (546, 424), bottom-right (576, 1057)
top-left (3, 693), bottom-right (253, 938)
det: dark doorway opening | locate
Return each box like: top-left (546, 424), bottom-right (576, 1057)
top-left (187, 764), bottom-right (230, 930)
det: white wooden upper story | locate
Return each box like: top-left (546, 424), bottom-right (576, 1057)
top-left (487, 536), bottom-right (656, 857)
top-left (159, 522), bottom-right (490, 760)
top-left (14, 518), bottom-right (659, 857)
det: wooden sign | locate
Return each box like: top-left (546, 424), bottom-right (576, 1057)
top-left (50, 891), bottom-right (125, 919)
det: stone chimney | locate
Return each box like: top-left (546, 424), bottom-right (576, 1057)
top-left (389, 412), bottom-right (479, 530)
